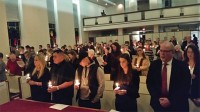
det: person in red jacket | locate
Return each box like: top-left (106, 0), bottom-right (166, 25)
top-left (6, 52), bottom-right (22, 76)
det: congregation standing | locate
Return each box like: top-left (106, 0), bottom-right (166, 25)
top-left (0, 35), bottom-right (200, 112)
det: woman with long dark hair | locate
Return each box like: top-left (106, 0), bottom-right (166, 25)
top-left (114, 54), bottom-right (140, 111)
top-left (184, 44), bottom-right (200, 105)
top-left (102, 47), bottom-right (112, 74)
top-left (110, 42), bottom-right (121, 81)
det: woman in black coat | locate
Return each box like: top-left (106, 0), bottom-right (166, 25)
top-left (114, 54), bottom-right (140, 111)
top-left (27, 54), bottom-right (51, 102)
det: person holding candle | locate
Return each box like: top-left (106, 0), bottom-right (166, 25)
top-left (184, 44), bottom-right (200, 106)
top-left (114, 53), bottom-right (140, 111)
top-left (48, 49), bottom-right (75, 105)
top-left (132, 46), bottom-right (150, 76)
top-left (74, 50), bottom-right (105, 109)
top-left (0, 53), bottom-right (6, 82)
top-left (27, 54), bottom-right (51, 102)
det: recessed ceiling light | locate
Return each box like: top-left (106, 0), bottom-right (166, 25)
top-left (97, 0), bottom-right (98, 2)
top-left (105, 3), bottom-right (108, 5)
top-left (118, 4), bottom-right (123, 9)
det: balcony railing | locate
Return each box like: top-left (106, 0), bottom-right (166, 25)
top-left (83, 4), bottom-right (200, 27)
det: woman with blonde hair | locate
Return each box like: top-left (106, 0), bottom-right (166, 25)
top-left (27, 54), bottom-right (51, 102)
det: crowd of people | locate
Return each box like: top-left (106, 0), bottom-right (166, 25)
top-left (0, 35), bottom-right (199, 112)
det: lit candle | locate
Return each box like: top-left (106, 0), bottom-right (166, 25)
top-left (136, 64), bottom-right (139, 68)
top-left (48, 81), bottom-right (53, 88)
top-left (121, 48), bottom-right (123, 52)
top-left (188, 66), bottom-right (191, 70)
top-left (75, 80), bottom-right (80, 86)
top-left (104, 46), bottom-right (106, 49)
top-left (48, 81), bottom-right (53, 101)
top-left (26, 74), bottom-right (30, 80)
top-left (144, 45), bottom-right (146, 48)
top-left (19, 55), bottom-right (21, 59)
top-left (6, 55), bottom-right (9, 58)
top-left (78, 48), bottom-right (80, 51)
top-left (114, 83), bottom-right (120, 90)
top-left (45, 56), bottom-right (48, 61)
top-left (94, 46), bottom-right (96, 49)
top-left (5, 69), bottom-right (7, 72)
top-left (143, 49), bottom-right (145, 52)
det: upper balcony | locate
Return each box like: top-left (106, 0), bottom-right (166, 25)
top-left (83, 4), bottom-right (200, 31)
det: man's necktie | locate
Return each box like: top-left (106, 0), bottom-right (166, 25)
top-left (162, 63), bottom-right (167, 97)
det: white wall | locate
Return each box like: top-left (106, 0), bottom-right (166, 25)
top-left (0, 0), bottom-right (10, 60)
top-left (77, 0), bottom-right (106, 44)
top-left (54, 0), bottom-right (76, 46)
top-left (125, 0), bottom-right (137, 12)
top-left (18, 0), bottom-right (50, 51)
top-left (5, 0), bottom-right (19, 22)
top-left (149, 0), bottom-right (163, 9)
top-left (106, 6), bottom-right (124, 15)
top-left (172, 0), bottom-right (199, 7)
top-left (47, 0), bottom-right (55, 24)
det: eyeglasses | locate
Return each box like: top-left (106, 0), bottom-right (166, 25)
top-left (160, 50), bottom-right (172, 53)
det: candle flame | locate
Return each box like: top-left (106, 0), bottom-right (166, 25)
top-left (116, 83), bottom-right (119, 87)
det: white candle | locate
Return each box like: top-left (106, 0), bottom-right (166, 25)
top-left (45, 56), bottom-right (48, 61)
top-left (48, 81), bottom-right (53, 101)
top-left (48, 81), bottom-right (53, 88)
top-left (188, 66), bottom-right (191, 70)
top-left (115, 83), bottom-right (120, 90)
top-left (26, 74), bottom-right (30, 80)
top-left (5, 69), bottom-right (7, 72)
top-left (136, 64), bottom-right (139, 68)
top-left (75, 80), bottom-right (80, 86)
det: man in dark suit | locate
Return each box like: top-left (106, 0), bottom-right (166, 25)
top-left (147, 41), bottom-right (191, 112)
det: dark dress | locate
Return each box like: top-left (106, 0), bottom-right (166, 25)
top-left (30, 67), bottom-right (51, 102)
top-left (102, 53), bottom-right (112, 74)
top-left (189, 63), bottom-right (200, 99)
top-left (115, 70), bottom-right (140, 112)
top-left (50, 60), bottom-right (75, 105)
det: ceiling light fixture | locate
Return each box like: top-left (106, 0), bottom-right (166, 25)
top-left (105, 3), bottom-right (108, 5)
top-left (118, 4), bottom-right (123, 9)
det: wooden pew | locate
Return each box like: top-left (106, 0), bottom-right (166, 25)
top-left (101, 80), bottom-right (115, 110)
top-left (0, 81), bottom-right (10, 105)
top-left (18, 76), bottom-right (31, 99)
top-left (138, 76), bottom-right (153, 112)
top-left (6, 74), bottom-right (21, 94)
